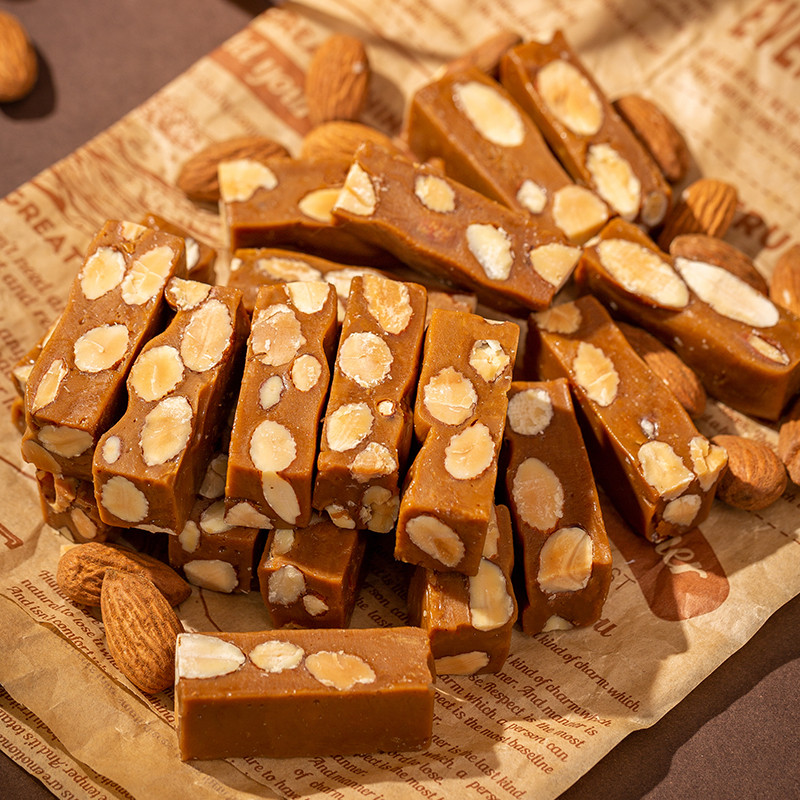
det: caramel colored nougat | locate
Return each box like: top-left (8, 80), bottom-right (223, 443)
top-left (502, 380), bottom-right (611, 634)
top-left (139, 212), bottom-right (217, 284)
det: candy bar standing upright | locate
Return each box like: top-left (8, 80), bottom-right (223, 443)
top-left (313, 274), bottom-right (427, 532)
top-left (500, 31), bottom-right (671, 228)
top-left (406, 66), bottom-right (609, 243)
top-left (331, 142), bottom-right (581, 313)
top-left (395, 309), bottom-right (519, 575)
top-left (575, 218), bottom-right (800, 421)
top-left (407, 505), bottom-right (517, 675)
top-left (528, 295), bottom-right (727, 543)
top-left (502, 380), bottom-right (611, 634)
top-left (23, 221), bottom-right (186, 481)
top-left (225, 281), bottom-right (338, 528)
top-left (93, 279), bottom-right (248, 532)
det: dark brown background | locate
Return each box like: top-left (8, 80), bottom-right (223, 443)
top-left (2, 1), bottom-right (800, 798)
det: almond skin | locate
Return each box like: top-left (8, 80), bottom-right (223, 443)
top-left (658, 178), bottom-right (738, 249)
top-left (305, 34), bottom-right (370, 127)
top-left (300, 120), bottom-right (402, 162)
top-left (618, 321), bottom-right (706, 417)
top-left (176, 136), bottom-right (291, 203)
top-left (712, 434), bottom-right (787, 511)
top-left (769, 244), bottom-right (800, 317)
top-left (778, 396), bottom-right (800, 485)
top-left (0, 12), bottom-right (37, 103)
top-left (670, 234), bottom-right (768, 295)
top-left (57, 541), bottom-right (191, 607)
top-left (613, 94), bottom-right (690, 184)
top-left (101, 569), bottom-right (184, 695)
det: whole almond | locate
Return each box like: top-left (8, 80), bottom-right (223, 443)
top-left (618, 321), bottom-right (706, 417)
top-left (778, 396), bottom-right (800, 484)
top-left (300, 120), bottom-right (401, 162)
top-left (769, 244), bottom-right (800, 317)
top-left (670, 234), bottom-right (768, 295)
top-left (56, 541), bottom-right (191, 607)
top-left (0, 12), bottom-right (37, 102)
top-left (305, 34), bottom-right (370, 127)
top-left (711, 434), bottom-right (786, 511)
top-left (176, 136), bottom-right (290, 203)
top-left (101, 569), bottom-right (183, 695)
top-left (658, 178), bottom-right (738, 249)
top-left (613, 95), bottom-right (690, 184)
top-left (441, 29), bottom-right (523, 78)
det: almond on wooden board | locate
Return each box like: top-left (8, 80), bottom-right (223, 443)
top-left (305, 34), bottom-right (370, 127)
top-left (56, 541), bottom-right (191, 607)
top-left (100, 569), bottom-right (184, 695)
top-left (658, 178), bottom-right (738, 249)
top-left (176, 136), bottom-right (291, 203)
top-left (612, 94), bottom-right (690, 184)
top-left (617, 321), bottom-right (706, 417)
top-left (670, 234), bottom-right (768, 295)
top-left (0, 12), bottom-right (37, 103)
top-left (711, 434), bottom-right (787, 511)
top-left (769, 244), bottom-right (800, 317)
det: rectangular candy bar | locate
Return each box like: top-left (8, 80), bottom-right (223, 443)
top-left (500, 31), bottom-right (671, 228)
top-left (175, 627), bottom-right (435, 760)
top-left (93, 279), bottom-right (248, 532)
top-left (257, 518), bottom-right (367, 628)
top-left (575, 218), bottom-right (800, 420)
top-left (406, 66), bottom-right (609, 244)
top-left (502, 380), bottom-right (611, 634)
top-left (23, 220), bottom-right (186, 480)
top-left (331, 142), bottom-right (581, 313)
top-left (139, 212), bottom-right (217, 284)
top-left (225, 281), bottom-right (338, 528)
top-left (407, 505), bottom-right (517, 675)
top-left (395, 309), bottom-right (518, 575)
top-left (313, 274), bottom-right (427, 532)
top-left (219, 156), bottom-right (390, 264)
top-left (528, 295), bottom-right (727, 543)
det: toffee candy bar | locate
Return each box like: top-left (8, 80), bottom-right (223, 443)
top-left (395, 309), bottom-right (519, 575)
top-left (331, 142), bottom-right (581, 313)
top-left (529, 295), bottom-right (727, 543)
top-left (23, 220), bottom-right (186, 481)
top-left (406, 66), bottom-right (609, 244)
top-left (502, 379), bottom-right (611, 634)
top-left (175, 627), bottom-right (435, 760)
top-left (407, 505), bottom-right (517, 675)
top-left (575, 218), bottom-right (800, 421)
top-left (139, 212), bottom-right (217, 284)
top-left (170, 497), bottom-right (266, 594)
top-left (257, 519), bottom-right (367, 628)
top-left (93, 279), bottom-right (248, 532)
top-left (500, 31), bottom-right (671, 228)
top-left (219, 156), bottom-right (388, 264)
top-left (313, 275), bottom-right (427, 532)
top-left (226, 281), bottom-right (338, 528)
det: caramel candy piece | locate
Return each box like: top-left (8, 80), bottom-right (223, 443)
top-left (169, 497), bottom-right (266, 594)
top-left (395, 309), bottom-right (519, 575)
top-left (407, 66), bottom-right (609, 244)
top-left (313, 275), bottom-right (427, 532)
top-left (23, 221), bottom-right (186, 480)
top-left (575, 218), bottom-right (800, 420)
top-left (331, 142), bottom-right (581, 313)
top-left (407, 505), bottom-right (517, 675)
top-left (139, 212), bottom-right (217, 284)
top-left (500, 31), bottom-right (671, 228)
top-left (502, 380), bottom-right (611, 634)
top-left (175, 627), bottom-right (435, 760)
top-left (36, 471), bottom-right (120, 544)
top-left (93, 280), bottom-right (248, 532)
top-left (220, 156), bottom-right (388, 264)
top-left (226, 281), bottom-right (338, 528)
top-left (258, 518), bottom-right (367, 628)
top-left (529, 295), bottom-right (726, 543)
top-left (425, 289), bottom-right (478, 326)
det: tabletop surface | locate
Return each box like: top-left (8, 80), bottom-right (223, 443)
top-left (2, 1), bottom-right (800, 798)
